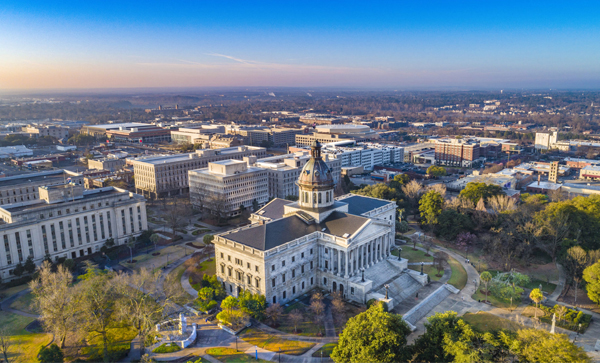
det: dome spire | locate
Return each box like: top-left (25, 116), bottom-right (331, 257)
top-left (310, 140), bottom-right (322, 159)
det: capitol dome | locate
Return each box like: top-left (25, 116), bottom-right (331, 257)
top-left (297, 141), bottom-right (335, 209)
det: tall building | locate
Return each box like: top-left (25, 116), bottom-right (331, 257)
top-left (0, 170), bottom-right (83, 207)
top-left (432, 138), bottom-right (482, 167)
top-left (22, 125), bottom-right (70, 139)
top-left (321, 143), bottom-right (404, 171)
top-left (213, 141), bottom-right (402, 305)
top-left (0, 183), bottom-right (147, 280)
top-left (534, 131), bottom-right (559, 150)
top-left (188, 160), bottom-right (269, 217)
top-left (130, 146), bottom-right (267, 199)
top-left (255, 152), bottom-right (341, 199)
top-left (549, 161), bottom-right (559, 183)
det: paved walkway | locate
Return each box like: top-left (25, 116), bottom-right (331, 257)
top-left (181, 254), bottom-right (214, 298)
top-left (548, 262), bottom-right (566, 300)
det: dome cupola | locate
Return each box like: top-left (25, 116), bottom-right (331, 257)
top-left (297, 141), bottom-right (335, 209)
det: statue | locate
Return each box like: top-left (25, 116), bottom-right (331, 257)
top-left (420, 262), bottom-right (424, 275)
top-left (398, 247), bottom-right (402, 259)
top-left (385, 284), bottom-right (389, 299)
top-left (361, 268), bottom-right (365, 282)
top-left (550, 313), bottom-right (556, 334)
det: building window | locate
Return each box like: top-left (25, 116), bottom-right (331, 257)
top-left (4, 235), bottom-right (12, 265)
top-left (273, 296), bottom-right (276, 304)
top-left (301, 265), bottom-right (304, 273)
top-left (220, 253), bottom-right (224, 258)
top-left (272, 278), bottom-right (276, 287)
top-left (323, 278), bottom-right (327, 285)
top-left (255, 266), bottom-right (259, 272)
top-left (228, 267), bottom-right (232, 277)
top-left (247, 262), bottom-right (250, 269)
top-left (325, 261), bottom-right (328, 269)
top-left (282, 273), bottom-right (286, 283)
top-left (301, 252), bottom-right (304, 259)
top-left (283, 291), bottom-right (286, 299)
top-left (292, 269), bottom-right (295, 278)
top-left (292, 286), bottom-right (296, 294)
top-left (310, 248), bottom-right (313, 255)
top-left (271, 265), bottom-right (275, 271)
top-left (351, 287), bottom-right (355, 295)
top-left (221, 265), bottom-right (225, 274)
top-left (15, 232), bottom-right (23, 262)
top-left (282, 260), bottom-right (285, 267)
top-left (255, 278), bottom-right (259, 288)
top-left (302, 281), bottom-right (305, 289)
top-left (228, 255), bottom-right (231, 261)
top-left (310, 261), bottom-right (313, 269)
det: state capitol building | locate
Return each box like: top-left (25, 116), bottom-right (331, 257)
top-left (213, 141), bottom-right (402, 305)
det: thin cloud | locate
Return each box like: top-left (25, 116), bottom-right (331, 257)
top-left (206, 53), bottom-right (253, 64)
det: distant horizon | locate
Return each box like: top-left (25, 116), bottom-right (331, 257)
top-left (1, 1), bottom-right (599, 90)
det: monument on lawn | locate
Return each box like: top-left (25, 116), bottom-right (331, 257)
top-left (550, 313), bottom-right (556, 334)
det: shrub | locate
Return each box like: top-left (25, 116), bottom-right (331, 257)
top-left (152, 343), bottom-right (181, 354)
top-left (39, 344), bottom-right (64, 363)
top-left (396, 221), bottom-right (410, 233)
top-left (531, 304), bottom-right (592, 332)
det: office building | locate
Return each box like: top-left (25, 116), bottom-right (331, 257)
top-left (535, 131), bottom-right (559, 150)
top-left (255, 152), bottom-right (342, 199)
top-left (88, 157), bottom-right (126, 172)
top-left (130, 146), bottom-right (267, 199)
top-left (431, 138), bottom-right (482, 167)
top-left (0, 170), bottom-right (83, 206)
top-left (23, 125), bottom-right (69, 139)
top-left (0, 183), bottom-right (147, 280)
top-left (321, 143), bottom-right (404, 171)
top-left (189, 160), bottom-right (269, 217)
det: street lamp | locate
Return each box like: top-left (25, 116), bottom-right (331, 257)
top-left (361, 268), bottom-right (365, 282)
top-left (420, 262), bottom-right (424, 275)
top-left (235, 336), bottom-right (238, 351)
top-left (279, 348), bottom-right (282, 363)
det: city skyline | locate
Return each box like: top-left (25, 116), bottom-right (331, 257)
top-left (1, 0), bottom-right (599, 90)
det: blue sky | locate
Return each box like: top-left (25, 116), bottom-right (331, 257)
top-left (0, 1), bottom-right (599, 90)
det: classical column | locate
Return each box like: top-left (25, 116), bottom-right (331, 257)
top-left (337, 248), bottom-right (341, 276)
top-left (346, 250), bottom-right (351, 278)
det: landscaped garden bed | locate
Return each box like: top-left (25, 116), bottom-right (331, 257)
top-left (521, 304), bottom-right (592, 332)
top-left (238, 327), bottom-right (315, 355)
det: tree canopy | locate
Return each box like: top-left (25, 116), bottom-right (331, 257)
top-left (331, 303), bottom-right (411, 363)
top-left (427, 165), bottom-right (447, 178)
top-left (419, 190), bottom-right (444, 226)
top-left (459, 182), bottom-right (504, 204)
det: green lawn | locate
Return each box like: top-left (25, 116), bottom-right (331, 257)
top-left (206, 347), bottom-right (271, 363)
top-left (471, 288), bottom-right (513, 309)
top-left (278, 302), bottom-right (324, 337)
top-left (168, 263), bottom-right (194, 303)
top-left (447, 257), bottom-right (468, 290)
top-left (462, 312), bottom-right (524, 332)
top-left (312, 343), bottom-right (337, 358)
top-left (392, 247), bottom-right (434, 263)
top-left (9, 291), bottom-right (36, 315)
top-left (82, 325), bottom-right (137, 361)
top-left (0, 283), bottom-right (30, 300)
top-left (239, 327), bottom-right (315, 355)
top-left (0, 311), bottom-right (53, 362)
top-left (190, 258), bottom-right (216, 291)
top-left (409, 265), bottom-right (444, 281)
top-left (523, 279), bottom-right (557, 295)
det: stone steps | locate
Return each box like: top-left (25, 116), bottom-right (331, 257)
top-left (402, 285), bottom-right (452, 326)
top-left (375, 273), bottom-right (422, 303)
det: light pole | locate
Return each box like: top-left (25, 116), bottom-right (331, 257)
top-left (235, 336), bottom-right (238, 351)
top-left (420, 262), bottom-right (424, 275)
top-left (279, 348), bottom-right (282, 363)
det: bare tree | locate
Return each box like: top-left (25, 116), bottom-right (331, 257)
top-left (427, 183), bottom-right (446, 197)
top-left (164, 198), bottom-right (192, 236)
top-left (265, 303), bottom-right (284, 326)
top-left (113, 268), bottom-right (184, 354)
top-left (422, 238), bottom-right (434, 256)
top-left (488, 195), bottom-right (516, 214)
top-left (126, 237), bottom-right (136, 263)
top-left (205, 193), bottom-right (229, 224)
top-left (0, 327), bottom-right (11, 363)
top-left (288, 309), bottom-right (303, 333)
top-left (331, 291), bottom-right (345, 316)
top-left (309, 294), bottom-right (325, 336)
top-left (74, 263), bottom-right (119, 363)
top-left (433, 251), bottom-right (449, 275)
top-left (563, 246), bottom-right (588, 305)
top-left (401, 180), bottom-right (423, 217)
top-left (29, 261), bottom-right (77, 348)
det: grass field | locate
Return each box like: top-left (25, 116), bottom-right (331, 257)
top-left (0, 284), bottom-right (29, 300)
top-left (447, 257), bottom-right (468, 290)
top-left (9, 291), bottom-right (36, 315)
top-left (409, 264), bottom-right (444, 281)
top-left (278, 302), bottom-right (324, 337)
top-left (239, 328), bottom-right (315, 355)
top-left (189, 258), bottom-right (216, 291)
top-left (121, 245), bottom-right (189, 271)
top-left (392, 247), bottom-right (434, 263)
top-left (312, 343), bottom-right (337, 358)
top-left (206, 347), bottom-right (271, 363)
top-left (462, 312), bottom-right (524, 332)
top-left (81, 326), bottom-right (137, 361)
top-left (471, 288), bottom-right (513, 309)
top-left (0, 310), bottom-right (53, 362)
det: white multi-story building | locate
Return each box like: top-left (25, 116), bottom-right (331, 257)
top-left (535, 131), bottom-right (558, 150)
top-left (189, 160), bottom-right (269, 217)
top-left (0, 183), bottom-right (147, 280)
top-left (321, 143), bottom-right (404, 171)
top-left (130, 146), bottom-right (267, 199)
top-left (213, 141), bottom-right (405, 305)
top-left (0, 170), bottom-right (83, 207)
top-left (255, 152), bottom-right (341, 199)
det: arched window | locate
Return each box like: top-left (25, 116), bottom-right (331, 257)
top-left (313, 193), bottom-right (316, 203)
top-left (318, 193), bottom-right (322, 203)
top-left (326, 192), bottom-right (329, 203)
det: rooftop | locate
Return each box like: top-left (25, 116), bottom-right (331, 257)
top-left (2, 188), bottom-right (126, 213)
top-left (336, 194), bottom-right (393, 216)
top-left (224, 211), bottom-right (369, 251)
top-left (253, 198), bottom-right (294, 220)
top-left (0, 170), bottom-right (80, 188)
top-left (527, 181), bottom-right (561, 190)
